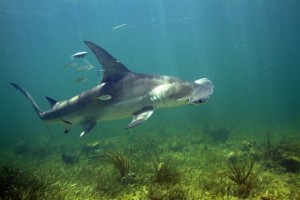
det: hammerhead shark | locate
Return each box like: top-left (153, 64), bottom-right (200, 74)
top-left (11, 41), bottom-right (213, 137)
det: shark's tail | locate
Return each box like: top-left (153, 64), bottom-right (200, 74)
top-left (10, 83), bottom-right (43, 117)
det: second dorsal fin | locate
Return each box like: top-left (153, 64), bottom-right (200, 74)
top-left (45, 96), bottom-right (57, 108)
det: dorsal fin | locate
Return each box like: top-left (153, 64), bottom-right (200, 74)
top-left (45, 96), bottom-right (57, 108)
top-left (84, 41), bottom-right (132, 82)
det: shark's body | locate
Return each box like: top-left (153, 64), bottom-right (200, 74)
top-left (11, 41), bottom-right (213, 137)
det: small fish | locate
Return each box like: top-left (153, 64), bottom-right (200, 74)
top-left (76, 64), bottom-right (95, 71)
top-left (112, 23), bottom-right (127, 30)
top-left (74, 77), bottom-right (87, 83)
top-left (72, 51), bottom-right (87, 58)
top-left (64, 62), bottom-right (77, 68)
top-left (95, 95), bottom-right (112, 101)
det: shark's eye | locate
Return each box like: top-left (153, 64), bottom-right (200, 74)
top-left (198, 99), bottom-right (208, 104)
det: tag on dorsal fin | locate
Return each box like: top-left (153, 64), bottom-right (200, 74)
top-left (45, 96), bottom-right (57, 108)
top-left (126, 107), bottom-right (154, 129)
top-left (96, 94), bottom-right (112, 101)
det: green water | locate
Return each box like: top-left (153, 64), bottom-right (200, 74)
top-left (0, 1), bottom-right (299, 199)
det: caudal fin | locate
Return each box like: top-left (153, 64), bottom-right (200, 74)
top-left (10, 82), bottom-right (43, 117)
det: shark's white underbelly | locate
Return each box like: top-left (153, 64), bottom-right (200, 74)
top-left (49, 95), bottom-right (149, 125)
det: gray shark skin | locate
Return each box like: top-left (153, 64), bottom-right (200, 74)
top-left (11, 41), bottom-right (213, 137)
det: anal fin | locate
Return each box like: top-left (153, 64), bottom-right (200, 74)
top-left (61, 119), bottom-right (72, 133)
top-left (126, 107), bottom-right (154, 129)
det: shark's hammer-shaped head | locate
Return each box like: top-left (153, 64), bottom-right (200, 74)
top-left (188, 78), bottom-right (214, 105)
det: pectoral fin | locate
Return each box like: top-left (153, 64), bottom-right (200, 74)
top-left (126, 107), bottom-right (154, 129)
top-left (80, 121), bottom-right (96, 137)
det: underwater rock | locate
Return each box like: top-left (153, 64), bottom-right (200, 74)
top-left (241, 141), bottom-right (253, 152)
top-left (61, 153), bottom-right (79, 164)
top-left (169, 138), bottom-right (186, 152)
top-left (14, 142), bottom-right (29, 155)
top-left (263, 138), bottom-right (300, 172)
top-left (82, 140), bottom-right (101, 155)
top-left (205, 128), bottom-right (230, 142)
top-left (279, 155), bottom-right (300, 172)
top-left (241, 141), bottom-right (260, 160)
top-left (31, 146), bottom-right (49, 159)
top-left (82, 141), bottom-right (104, 159)
top-left (152, 160), bottom-right (180, 184)
top-left (191, 137), bottom-right (204, 144)
top-left (121, 172), bottom-right (137, 184)
top-left (226, 152), bottom-right (238, 163)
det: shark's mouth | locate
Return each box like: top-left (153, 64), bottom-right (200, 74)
top-left (188, 97), bottom-right (209, 105)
